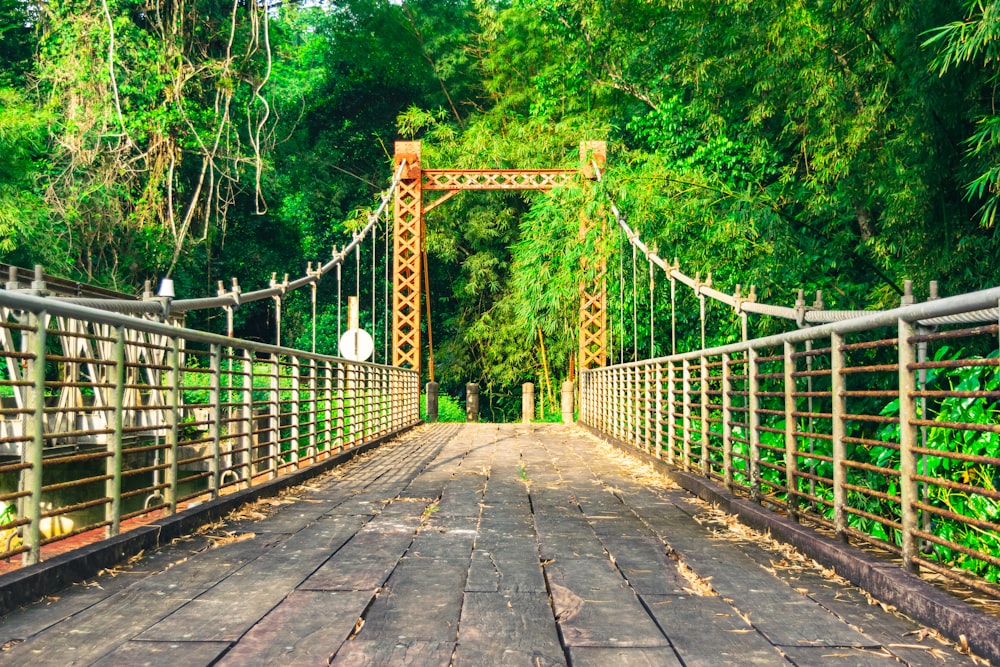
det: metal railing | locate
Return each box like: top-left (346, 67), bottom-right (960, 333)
top-left (581, 286), bottom-right (1000, 598)
top-left (0, 290), bottom-right (420, 566)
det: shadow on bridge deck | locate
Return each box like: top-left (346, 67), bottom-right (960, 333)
top-left (0, 424), bottom-right (980, 666)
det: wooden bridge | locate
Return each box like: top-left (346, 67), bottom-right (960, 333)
top-left (0, 424), bottom-right (982, 666)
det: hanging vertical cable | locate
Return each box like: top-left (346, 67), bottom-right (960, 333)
top-left (371, 218), bottom-right (377, 347)
top-left (632, 240), bottom-right (638, 361)
top-left (336, 254), bottom-right (342, 344)
top-left (619, 226), bottom-right (625, 364)
top-left (384, 207), bottom-right (390, 364)
top-left (649, 255), bottom-right (655, 357)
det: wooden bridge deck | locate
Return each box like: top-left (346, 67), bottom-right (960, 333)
top-left (0, 423), bottom-right (977, 666)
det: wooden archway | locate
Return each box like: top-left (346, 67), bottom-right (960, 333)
top-left (392, 140), bottom-right (607, 377)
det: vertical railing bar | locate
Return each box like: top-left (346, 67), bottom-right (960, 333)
top-left (242, 349), bottom-right (253, 487)
top-left (269, 353), bottom-right (279, 478)
top-left (722, 352), bottom-right (733, 491)
top-left (209, 343), bottom-right (222, 501)
top-left (166, 335), bottom-right (180, 514)
top-left (291, 356), bottom-right (301, 470)
top-left (654, 362), bottom-right (663, 459)
top-left (783, 340), bottom-right (799, 522)
top-left (107, 326), bottom-right (126, 537)
top-left (831, 332), bottom-right (847, 540)
top-left (899, 318), bottom-right (919, 573)
top-left (666, 360), bottom-right (676, 466)
top-left (23, 311), bottom-right (47, 565)
top-left (682, 358), bottom-right (692, 471)
top-left (700, 355), bottom-right (709, 476)
top-left (748, 345), bottom-right (762, 503)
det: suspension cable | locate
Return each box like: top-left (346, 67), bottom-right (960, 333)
top-left (632, 239), bottom-right (638, 361)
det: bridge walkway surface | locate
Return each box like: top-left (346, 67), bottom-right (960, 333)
top-left (0, 423), bottom-right (980, 666)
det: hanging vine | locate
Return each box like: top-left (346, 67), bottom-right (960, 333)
top-left (36, 0), bottom-right (277, 285)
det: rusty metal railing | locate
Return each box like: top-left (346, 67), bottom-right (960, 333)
top-left (581, 286), bottom-right (1000, 598)
top-left (0, 290), bottom-right (420, 567)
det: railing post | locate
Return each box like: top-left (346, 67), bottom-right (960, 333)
top-left (209, 343), bottom-right (222, 500)
top-left (682, 359), bottom-right (692, 470)
top-left (700, 356), bottom-right (709, 476)
top-left (831, 332), bottom-right (847, 540)
top-left (23, 311), bottom-right (47, 565)
top-left (784, 341), bottom-right (799, 521)
top-left (324, 360), bottom-right (334, 453)
top-left (308, 358), bottom-right (318, 462)
top-left (722, 352), bottom-right (733, 491)
top-left (748, 346), bottom-right (762, 503)
top-left (107, 326), bottom-right (126, 537)
top-left (241, 349), bottom-right (253, 486)
top-left (644, 363), bottom-right (652, 453)
top-left (654, 363), bottom-right (663, 459)
top-left (165, 336), bottom-right (180, 513)
top-left (666, 360), bottom-right (676, 465)
top-left (899, 317), bottom-right (919, 573)
top-left (290, 356), bottom-right (301, 469)
top-left (268, 353), bottom-right (279, 477)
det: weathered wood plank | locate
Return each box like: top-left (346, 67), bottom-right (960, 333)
top-left (355, 556), bottom-right (468, 642)
top-left (214, 590), bottom-right (373, 666)
top-left (566, 647), bottom-right (683, 667)
top-left (329, 638), bottom-right (454, 666)
top-left (454, 592), bottom-right (565, 667)
top-left (641, 594), bottom-right (787, 666)
top-left (466, 539), bottom-right (547, 593)
top-left (544, 557), bottom-right (669, 647)
top-left (90, 640), bottom-right (232, 667)
top-left (137, 515), bottom-right (367, 642)
top-left (300, 506), bottom-right (425, 591)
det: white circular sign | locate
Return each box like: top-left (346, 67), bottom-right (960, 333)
top-left (338, 328), bottom-right (374, 362)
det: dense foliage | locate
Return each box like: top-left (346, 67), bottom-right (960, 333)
top-left (2, 0), bottom-right (1000, 414)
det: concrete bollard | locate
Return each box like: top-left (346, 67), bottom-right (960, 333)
top-left (426, 381), bottom-right (439, 423)
top-left (466, 383), bottom-right (479, 422)
top-left (561, 380), bottom-right (575, 424)
top-left (522, 383), bottom-right (535, 423)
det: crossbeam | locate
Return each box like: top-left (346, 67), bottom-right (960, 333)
top-left (422, 169), bottom-right (577, 191)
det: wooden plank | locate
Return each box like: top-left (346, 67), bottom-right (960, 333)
top-left (544, 557), bottom-right (669, 647)
top-left (466, 540), bottom-right (547, 594)
top-left (356, 556), bottom-right (468, 642)
top-left (597, 535), bottom-right (688, 595)
top-left (408, 516), bottom-right (477, 560)
top-left (90, 640), bottom-right (231, 667)
top-left (454, 592), bottom-right (565, 667)
top-left (567, 647), bottom-right (683, 667)
top-left (301, 513), bottom-right (421, 591)
top-left (137, 516), bottom-right (367, 642)
top-left (641, 594), bottom-right (787, 666)
top-left (214, 590), bottom-right (373, 666)
top-left (329, 639), bottom-right (454, 666)
top-left (780, 646), bottom-right (910, 665)
top-left (0, 587), bottom-right (196, 665)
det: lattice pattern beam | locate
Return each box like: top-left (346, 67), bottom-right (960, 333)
top-left (423, 170), bottom-right (577, 191)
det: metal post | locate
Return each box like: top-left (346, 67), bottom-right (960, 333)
top-left (682, 359), bottom-right (692, 471)
top-left (522, 382), bottom-right (534, 423)
top-left (700, 356), bottom-right (709, 476)
top-left (831, 332), bottom-right (847, 540)
top-left (209, 343), bottom-right (222, 500)
top-left (722, 353), bottom-right (734, 491)
top-left (784, 340), bottom-right (799, 521)
top-left (748, 346), bottom-right (762, 502)
top-left (666, 360), bottom-right (676, 465)
top-left (899, 317), bottom-right (919, 573)
top-left (290, 357), bottom-right (301, 469)
top-left (107, 327), bottom-right (125, 537)
top-left (241, 349), bottom-right (253, 486)
top-left (654, 363), bottom-right (663, 459)
top-left (23, 312), bottom-right (46, 565)
top-left (165, 336), bottom-right (180, 513)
